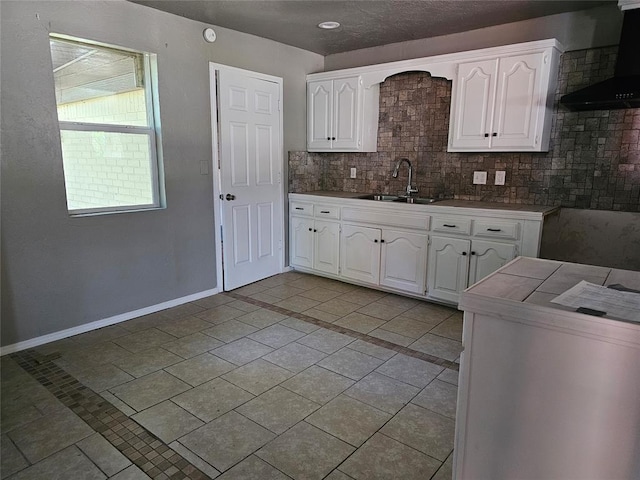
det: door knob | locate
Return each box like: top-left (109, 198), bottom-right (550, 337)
top-left (226, 194), bottom-right (236, 201)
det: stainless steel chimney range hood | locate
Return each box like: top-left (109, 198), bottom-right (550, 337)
top-left (560, 8), bottom-right (640, 111)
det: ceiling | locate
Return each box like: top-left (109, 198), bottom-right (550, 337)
top-left (130, 0), bottom-right (613, 56)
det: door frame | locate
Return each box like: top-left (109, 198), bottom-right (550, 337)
top-left (208, 62), bottom-right (285, 292)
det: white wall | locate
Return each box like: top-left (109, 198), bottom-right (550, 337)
top-left (0, 0), bottom-right (323, 347)
top-left (324, 4), bottom-right (623, 71)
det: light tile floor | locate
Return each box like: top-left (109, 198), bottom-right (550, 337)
top-left (1, 271), bottom-right (461, 479)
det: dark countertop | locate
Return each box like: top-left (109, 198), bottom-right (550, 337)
top-left (291, 191), bottom-right (559, 215)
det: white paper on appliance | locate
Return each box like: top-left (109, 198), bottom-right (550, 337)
top-left (551, 280), bottom-right (640, 322)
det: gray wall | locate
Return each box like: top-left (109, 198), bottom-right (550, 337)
top-left (541, 209), bottom-right (640, 271)
top-left (0, 0), bottom-right (322, 347)
top-left (325, 4), bottom-right (623, 71)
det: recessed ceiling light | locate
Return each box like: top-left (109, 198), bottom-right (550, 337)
top-left (317, 21), bottom-right (340, 30)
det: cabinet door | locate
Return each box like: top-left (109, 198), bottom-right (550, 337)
top-left (468, 240), bottom-right (517, 286)
top-left (332, 77), bottom-right (360, 150)
top-left (449, 59), bottom-right (497, 150)
top-left (380, 229), bottom-right (428, 295)
top-left (491, 53), bottom-right (543, 150)
top-left (290, 216), bottom-right (314, 269)
top-left (314, 220), bottom-right (340, 275)
top-left (341, 224), bottom-right (381, 284)
top-left (428, 236), bottom-right (470, 303)
top-left (307, 80), bottom-right (332, 150)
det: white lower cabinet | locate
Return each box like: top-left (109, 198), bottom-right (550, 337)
top-left (380, 229), bottom-right (428, 295)
top-left (290, 216), bottom-right (340, 275)
top-left (428, 235), bottom-right (517, 303)
top-left (340, 224), bottom-right (381, 284)
top-left (341, 224), bottom-right (428, 294)
top-left (289, 194), bottom-right (551, 305)
top-left (469, 239), bottom-right (517, 285)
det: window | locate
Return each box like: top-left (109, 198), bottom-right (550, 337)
top-left (50, 35), bottom-right (163, 214)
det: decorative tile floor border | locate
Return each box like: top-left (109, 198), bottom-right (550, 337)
top-left (226, 291), bottom-right (460, 372)
top-left (11, 349), bottom-right (211, 480)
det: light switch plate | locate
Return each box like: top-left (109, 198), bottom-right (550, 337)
top-left (473, 171), bottom-right (487, 185)
top-left (350, 167), bottom-right (357, 178)
top-left (495, 171), bottom-right (506, 185)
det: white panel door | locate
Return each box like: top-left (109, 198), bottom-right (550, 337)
top-left (314, 220), bottom-right (340, 275)
top-left (492, 53), bottom-right (542, 149)
top-left (332, 77), bottom-right (359, 150)
top-left (380, 229), bottom-right (428, 294)
top-left (450, 59), bottom-right (497, 149)
top-left (341, 224), bottom-right (381, 284)
top-left (468, 240), bottom-right (517, 286)
top-left (219, 69), bottom-right (282, 290)
top-left (307, 80), bottom-right (332, 150)
top-left (428, 236), bottom-right (470, 303)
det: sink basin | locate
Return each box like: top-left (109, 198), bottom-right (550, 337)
top-left (393, 197), bottom-right (441, 204)
top-left (358, 194), bottom-right (400, 201)
top-left (359, 194), bottom-right (441, 204)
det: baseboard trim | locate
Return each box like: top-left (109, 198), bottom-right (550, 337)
top-left (0, 287), bottom-right (220, 356)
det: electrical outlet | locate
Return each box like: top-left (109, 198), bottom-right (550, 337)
top-left (350, 167), bottom-right (357, 179)
top-left (495, 171), bottom-right (506, 185)
top-left (473, 171), bottom-right (487, 185)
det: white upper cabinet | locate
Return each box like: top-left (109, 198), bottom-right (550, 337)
top-left (449, 47), bottom-right (560, 152)
top-left (307, 75), bottom-right (379, 152)
top-left (308, 80), bottom-right (332, 150)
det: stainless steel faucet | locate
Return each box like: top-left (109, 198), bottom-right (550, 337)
top-left (392, 158), bottom-right (419, 197)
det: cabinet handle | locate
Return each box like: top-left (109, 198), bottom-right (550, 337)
top-left (320, 210), bottom-right (330, 214)
top-left (332, 137), bottom-right (336, 140)
top-left (487, 228), bottom-right (502, 232)
top-left (443, 224), bottom-right (456, 228)
top-left (295, 207), bottom-right (304, 210)
top-left (484, 133), bottom-right (489, 138)
top-left (492, 132), bottom-right (497, 137)
top-left (381, 239), bottom-right (385, 243)
top-left (471, 251), bottom-right (476, 255)
top-left (313, 229), bottom-right (317, 232)
top-left (327, 137), bottom-right (331, 140)
top-left (462, 251), bottom-right (467, 256)
top-left (308, 228), bottom-right (312, 231)
top-left (374, 239), bottom-right (378, 243)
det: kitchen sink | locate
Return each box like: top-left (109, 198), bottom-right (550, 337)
top-left (358, 194), bottom-right (401, 201)
top-left (393, 197), bottom-right (440, 204)
top-left (359, 194), bottom-right (440, 204)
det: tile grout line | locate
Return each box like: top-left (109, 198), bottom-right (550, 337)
top-left (225, 291), bottom-right (460, 372)
top-left (10, 349), bottom-right (213, 480)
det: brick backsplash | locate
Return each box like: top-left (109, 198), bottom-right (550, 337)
top-left (289, 46), bottom-right (640, 212)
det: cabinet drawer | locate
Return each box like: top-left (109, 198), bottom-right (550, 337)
top-left (432, 217), bottom-right (472, 235)
top-left (290, 202), bottom-right (313, 216)
top-left (314, 204), bottom-right (340, 219)
top-left (473, 221), bottom-right (520, 240)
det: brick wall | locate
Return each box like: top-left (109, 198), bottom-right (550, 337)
top-left (289, 46), bottom-right (640, 212)
top-left (58, 90), bottom-right (155, 210)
